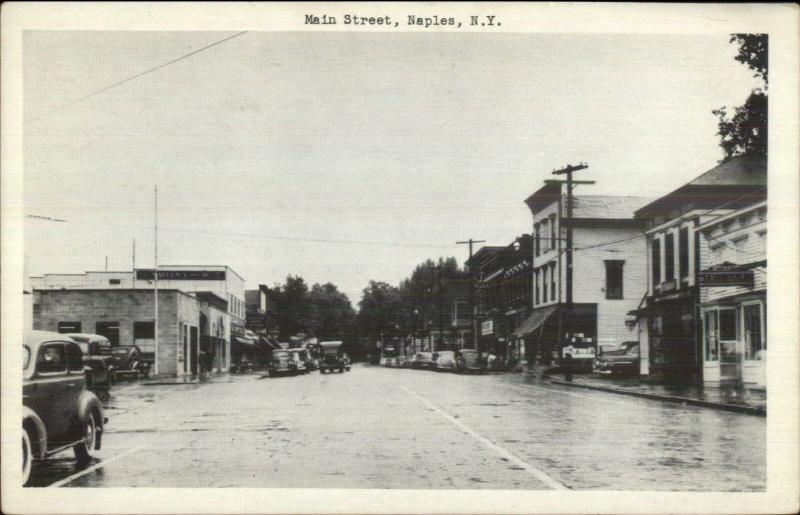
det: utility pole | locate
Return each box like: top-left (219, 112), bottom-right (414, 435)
top-left (436, 264), bottom-right (445, 352)
top-left (550, 163), bottom-right (592, 306)
top-left (153, 186), bottom-right (159, 377)
top-left (456, 238), bottom-right (485, 352)
top-left (551, 163), bottom-right (594, 362)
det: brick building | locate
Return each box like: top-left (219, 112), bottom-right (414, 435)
top-left (518, 184), bottom-right (650, 369)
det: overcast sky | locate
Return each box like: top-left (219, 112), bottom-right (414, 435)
top-left (23, 31), bottom-right (762, 306)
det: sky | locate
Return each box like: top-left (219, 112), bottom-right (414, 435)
top-left (23, 31), bottom-right (763, 306)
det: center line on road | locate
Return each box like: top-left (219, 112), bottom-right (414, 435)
top-left (47, 447), bottom-right (142, 488)
top-left (400, 386), bottom-right (569, 491)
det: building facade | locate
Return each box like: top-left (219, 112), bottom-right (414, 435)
top-left (519, 184), bottom-right (650, 369)
top-left (631, 155), bottom-right (767, 381)
top-left (697, 201), bottom-right (766, 388)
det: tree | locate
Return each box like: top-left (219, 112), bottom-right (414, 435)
top-left (357, 280), bottom-right (404, 339)
top-left (712, 34), bottom-right (768, 161)
top-left (271, 275), bottom-right (317, 338)
top-left (309, 282), bottom-right (356, 340)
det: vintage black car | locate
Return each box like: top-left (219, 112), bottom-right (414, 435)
top-left (63, 333), bottom-right (115, 391)
top-left (268, 349), bottom-right (297, 377)
top-left (109, 345), bottom-right (150, 380)
top-left (22, 331), bottom-right (107, 486)
top-left (593, 341), bottom-right (640, 376)
top-left (319, 341), bottom-right (346, 373)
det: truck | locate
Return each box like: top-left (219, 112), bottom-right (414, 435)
top-left (319, 341), bottom-right (347, 374)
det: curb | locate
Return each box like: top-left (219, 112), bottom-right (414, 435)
top-left (549, 379), bottom-right (766, 417)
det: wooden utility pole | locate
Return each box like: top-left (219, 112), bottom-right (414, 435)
top-left (551, 163), bottom-right (592, 306)
top-left (456, 238), bottom-right (485, 352)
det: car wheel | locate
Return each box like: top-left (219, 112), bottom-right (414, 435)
top-left (22, 428), bottom-right (34, 486)
top-left (73, 414), bottom-right (97, 462)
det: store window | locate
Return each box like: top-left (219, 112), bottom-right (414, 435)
top-left (134, 321), bottom-right (156, 354)
top-left (664, 233), bottom-right (675, 281)
top-left (744, 304), bottom-right (764, 360)
top-left (679, 227), bottom-right (689, 279)
top-left (704, 311), bottom-right (718, 361)
top-left (95, 321), bottom-right (120, 346)
top-left (605, 260), bottom-right (624, 299)
top-left (57, 321), bottom-right (81, 333)
top-left (719, 309), bottom-right (738, 340)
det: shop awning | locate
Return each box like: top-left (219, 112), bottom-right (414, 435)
top-left (512, 305), bottom-right (559, 337)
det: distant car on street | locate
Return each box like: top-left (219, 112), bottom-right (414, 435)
top-left (433, 351), bottom-right (457, 372)
top-left (269, 349), bottom-right (297, 377)
top-left (290, 350), bottom-right (309, 374)
top-left (593, 341), bottom-right (640, 376)
top-left (22, 331), bottom-right (107, 486)
top-left (63, 333), bottom-right (115, 391)
top-left (319, 341), bottom-right (347, 373)
top-left (410, 352), bottom-right (436, 370)
top-left (109, 345), bottom-right (150, 380)
top-left (455, 349), bottom-right (481, 373)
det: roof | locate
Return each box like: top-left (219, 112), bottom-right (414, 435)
top-left (25, 330), bottom-right (75, 347)
top-left (636, 155), bottom-right (767, 219)
top-left (62, 333), bottom-right (109, 343)
top-left (571, 196), bottom-right (653, 219)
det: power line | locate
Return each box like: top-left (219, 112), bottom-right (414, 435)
top-left (25, 214), bottom-right (457, 250)
top-left (27, 31), bottom-right (248, 123)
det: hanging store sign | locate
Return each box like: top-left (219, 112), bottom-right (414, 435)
top-left (136, 269), bottom-right (226, 281)
top-left (481, 320), bottom-right (494, 335)
top-left (698, 266), bottom-right (754, 287)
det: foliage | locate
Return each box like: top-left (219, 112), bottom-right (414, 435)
top-left (713, 34), bottom-right (768, 161)
top-left (268, 275), bottom-right (355, 340)
top-left (356, 280), bottom-right (404, 338)
top-left (309, 282), bottom-right (356, 340)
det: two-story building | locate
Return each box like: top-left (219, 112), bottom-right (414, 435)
top-left (518, 184), bottom-right (650, 369)
top-left (630, 155), bottom-right (767, 381)
top-left (697, 201), bottom-right (767, 388)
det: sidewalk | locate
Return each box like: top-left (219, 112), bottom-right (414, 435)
top-left (141, 371), bottom-right (246, 386)
top-left (547, 374), bottom-right (766, 416)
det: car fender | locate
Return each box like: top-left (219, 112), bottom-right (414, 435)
top-left (77, 391), bottom-right (105, 449)
top-left (22, 406), bottom-right (48, 458)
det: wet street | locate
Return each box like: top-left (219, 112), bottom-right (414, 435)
top-left (29, 364), bottom-right (765, 490)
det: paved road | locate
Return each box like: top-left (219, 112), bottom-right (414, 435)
top-left (29, 364), bottom-right (765, 490)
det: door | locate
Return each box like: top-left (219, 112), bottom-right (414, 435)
top-left (31, 342), bottom-right (73, 440)
top-left (190, 326), bottom-right (199, 374)
top-left (717, 308), bottom-right (741, 383)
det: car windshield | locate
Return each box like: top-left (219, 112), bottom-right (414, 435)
top-left (23, 345), bottom-right (31, 370)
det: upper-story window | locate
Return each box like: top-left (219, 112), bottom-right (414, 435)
top-left (679, 227), bottom-right (689, 279)
top-left (652, 239), bottom-right (661, 286)
top-left (542, 266), bottom-right (548, 301)
top-left (605, 260), bottom-right (624, 299)
top-left (550, 262), bottom-right (556, 301)
top-left (549, 214), bottom-right (557, 250)
top-left (534, 223), bottom-right (541, 256)
top-left (534, 269), bottom-right (540, 305)
top-left (664, 233), bottom-right (675, 282)
top-left (541, 219), bottom-right (549, 252)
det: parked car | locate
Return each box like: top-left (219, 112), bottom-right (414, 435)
top-left (433, 350), bottom-right (458, 372)
top-left (319, 341), bottom-right (346, 373)
top-left (593, 341), bottom-right (640, 375)
top-left (63, 333), bottom-right (115, 391)
top-left (22, 331), bottom-right (107, 486)
top-left (290, 350), bottom-right (309, 374)
top-left (109, 345), bottom-right (150, 380)
top-left (455, 349), bottom-right (482, 373)
top-left (411, 352), bottom-right (436, 370)
top-left (269, 350), bottom-right (297, 377)
top-left (303, 350), bottom-right (319, 371)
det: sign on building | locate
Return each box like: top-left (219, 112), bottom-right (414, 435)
top-left (698, 265), bottom-right (755, 287)
top-left (136, 269), bottom-right (226, 281)
top-left (481, 320), bottom-right (494, 336)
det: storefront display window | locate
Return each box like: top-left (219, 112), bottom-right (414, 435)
top-left (744, 304), bottom-right (764, 360)
top-left (704, 311), bottom-right (718, 361)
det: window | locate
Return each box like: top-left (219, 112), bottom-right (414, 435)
top-left (134, 321), bottom-right (156, 354)
top-left (679, 227), bottom-right (689, 279)
top-left (732, 236), bottom-right (748, 262)
top-left (605, 260), bottom-right (624, 299)
top-left (542, 266), bottom-right (548, 301)
top-left (719, 309), bottom-right (738, 340)
top-left (664, 233), bottom-right (675, 281)
top-left (534, 270), bottom-right (540, 304)
top-left (541, 219), bottom-right (549, 251)
top-left (550, 262), bottom-right (557, 301)
top-left (109, 278), bottom-right (121, 285)
top-left (37, 343), bottom-right (66, 373)
top-left (651, 239), bottom-right (661, 286)
top-left (757, 230), bottom-right (767, 253)
top-left (744, 304), bottom-right (764, 360)
top-left (550, 214), bottom-right (557, 250)
top-left (534, 224), bottom-right (541, 256)
top-left (704, 311), bottom-right (718, 361)
top-left (95, 321), bottom-right (120, 346)
top-left (66, 342), bottom-right (85, 372)
top-left (57, 321), bottom-right (81, 333)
